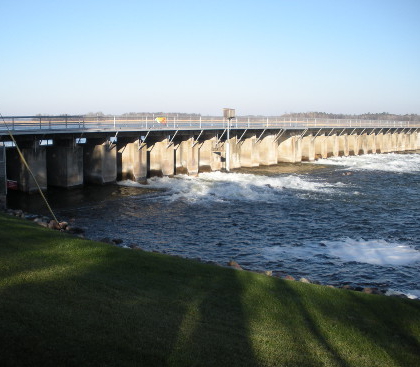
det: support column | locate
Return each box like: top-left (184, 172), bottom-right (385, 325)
top-left (391, 133), bottom-right (398, 152)
top-left (301, 135), bottom-right (315, 161)
top-left (404, 133), bottom-right (411, 151)
top-left (240, 136), bottom-right (260, 167)
top-left (338, 134), bottom-right (349, 157)
top-left (348, 134), bottom-right (359, 156)
top-left (118, 139), bottom-right (147, 183)
top-left (6, 140), bottom-right (47, 193)
top-left (199, 138), bottom-right (222, 172)
top-left (257, 134), bottom-right (278, 165)
top-left (326, 135), bottom-right (339, 157)
top-left (47, 138), bottom-right (83, 188)
top-left (314, 135), bottom-right (327, 159)
top-left (359, 134), bottom-right (368, 155)
top-left (84, 139), bottom-right (117, 184)
top-left (149, 139), bottom-right (175, 177)
top-left (375, 133), bottom-right (384, 153)
top-left (277, 135), bottom-right (301, 163)
top-left (397, 133), bottom-right (405, 151)
top-left (367, 133), bottom-right (376, 154)
top-left (176, 138), bottom-right (199, 176)
top-left (410, 132), bottom-right (418, 150)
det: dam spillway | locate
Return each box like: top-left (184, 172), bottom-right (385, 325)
top-left (0, 115), bottom-right (419, 195)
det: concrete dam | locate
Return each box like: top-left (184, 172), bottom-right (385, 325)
top-left (0, 116), bottom-right (419, 197)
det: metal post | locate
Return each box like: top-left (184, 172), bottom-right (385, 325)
top-left (113, 116), bottom-right (116, 130)
top-left (226, 117), bottom-right (230, 172)
top-left (200, 116), bottom-right (202, 129)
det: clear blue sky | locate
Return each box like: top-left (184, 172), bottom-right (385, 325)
top-left (1, 0), bottom-right (419, 116)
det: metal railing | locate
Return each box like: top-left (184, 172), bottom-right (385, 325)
top-left (1, 115), bottom-right (419, 134)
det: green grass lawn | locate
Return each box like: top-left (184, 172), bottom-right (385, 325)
top-left (0, 213), bottom-right (419, 367)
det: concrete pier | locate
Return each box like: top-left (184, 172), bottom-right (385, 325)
top-left (149, 139), bottom-right (175, 177)
top-left (338, 134), bottom-right (349, 156)
top-left (117, 139), bottom-right (147, 182)
top-left (6, 141), bottom-right (47, 193)
top-left (278, 135), bottom-right (301, 163)
top-left (47, 139), bottom-right (83, 188)
top-left (198, 138), bottom-right (222, 172)
top-left (176, 138), bottom-right (199, 176)
top-left (240, 136), bottom-right (260, 167)
top-left (301, 135), bottom-right (315, 161)
top-left (83, 139), bottom-right (117, 184)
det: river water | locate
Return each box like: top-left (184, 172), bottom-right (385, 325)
top-left (7, 152), bottom-right (420, 298)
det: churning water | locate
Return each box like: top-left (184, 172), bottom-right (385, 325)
top-left (8, 153), bottom-right (420, 298)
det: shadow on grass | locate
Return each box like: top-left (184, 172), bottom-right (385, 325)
top-left (0, 226), bottom-right (260, 366)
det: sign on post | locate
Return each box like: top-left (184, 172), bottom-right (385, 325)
top-left (223, 108), bottom-right (235, 120)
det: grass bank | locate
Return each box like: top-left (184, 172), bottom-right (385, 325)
top-left (0, 213), bottom-right (419, 367)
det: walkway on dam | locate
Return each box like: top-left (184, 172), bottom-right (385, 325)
top-left (1, 115), bottom-right (419, 135)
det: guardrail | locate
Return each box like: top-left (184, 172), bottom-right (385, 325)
top-left (1, 115), bottom-right (419, 134)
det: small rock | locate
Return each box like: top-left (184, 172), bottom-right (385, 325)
top-left (227, 260), bottom-right (243, 270)
top-left (264, 270), bottom-right (273, 276)
top-left (299, 277), bottom-right (311, 284)
top-left (284, 275), bottom-right (295, 281)
top-left (362, 287), bottom-right (382, 295)
top-left (341, 285), bottom-right (356, 291)
top-left (58, 221), bottom-right (68, 230)
top-left (48, 220), bottom-right (61, 230)
top-left (326, 285), bottom-right (335, 288)
top-left (112, 238), bottom-right (123, 245)
top-left (37, 221), bottom-right (48, 228)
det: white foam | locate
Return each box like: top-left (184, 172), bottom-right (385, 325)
top-left (324, 238), bottom-right (420, 266)
top-left (263, 238), bottom-right (420, 266)
top-left (313, 153), bottom-right (420, 173)
top-left (118, 171), bottom-right (337, 203)
top-left (386, 289), bottom-right (420, 300)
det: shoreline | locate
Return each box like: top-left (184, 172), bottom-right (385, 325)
top-left (3, 206), bottom-right (417, 300)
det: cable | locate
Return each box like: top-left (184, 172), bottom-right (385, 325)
top-left (0, 113), bottom-right (60, 225)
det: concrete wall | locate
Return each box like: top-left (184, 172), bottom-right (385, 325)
top-left (240, 136), bottom-right (260, 167)
top-left (198, 138), bottom-right (222, 172)
top-left (176, 138), bottom-right (199, 176)
top-left (118, 139), bottom-right (147, 182)
top-left (6, 141), bottom-right (47, 193)
top-left (84, 140), bottom-right (117, 184)
top-left (278, 135), bottom-right (301, 163)
top-left (259, 135), bottom-right (278, 165)
top-left (301, 135), bottom-right (315, 161)
top-left (47, 139), bottom-right (83, 187)
top-left (149, 139), bottom-right (175, 176)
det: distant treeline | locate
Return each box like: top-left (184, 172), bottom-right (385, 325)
top-left (278, 112), bottom-right (420, 121)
